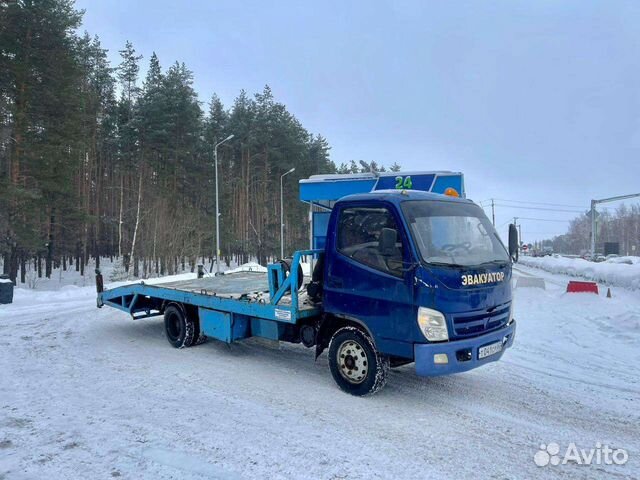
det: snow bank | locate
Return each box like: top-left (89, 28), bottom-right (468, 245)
top-left (223, 262), bottom-right (267, 274)
top-left (225, 260), bottom-right (314, 276)
top-left (519, 256), bottom-right (640, 290)
top-left (605, 256), bottom-right (640, 265)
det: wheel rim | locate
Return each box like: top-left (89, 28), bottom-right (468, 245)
top-left (337, 340), bottom-right (368, 384)
top-left (166, 312), bottom-right (181, 340)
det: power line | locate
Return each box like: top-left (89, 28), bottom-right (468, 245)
top-left (493, 203), bottom-right (584, 214)
top-left (495, 203), bottom-right (585, 213)
top-left (516, 217), bottom-right (573, 223)
top-left (491, 198), bottom-right (586, 209)
top-left (498, 216), bottom-right (573, 228)
top-left (480, 197), bottom-right (634, 211)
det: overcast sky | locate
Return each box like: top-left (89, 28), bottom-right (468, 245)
top-left (76, 0), bottom-right (640, 242)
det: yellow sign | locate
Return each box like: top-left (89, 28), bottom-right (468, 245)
top-left (461, 272), bottom-right (505, 286)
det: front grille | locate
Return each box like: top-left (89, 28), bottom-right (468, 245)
top-left (451, 303), bottom-right (510, 338)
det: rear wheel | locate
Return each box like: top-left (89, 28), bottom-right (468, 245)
top-left (164, 304), bottom-right (195, 349)
top-left (328, 326), bottom-right (389, 396)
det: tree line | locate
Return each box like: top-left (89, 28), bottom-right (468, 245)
top-left (0, 0), bottom-right (398, 284)
top-left (539, 204), bottom-right (640, 256)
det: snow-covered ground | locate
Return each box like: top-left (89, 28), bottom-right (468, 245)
top-left (1, 265), bottom-right (639, 479)
top-left (520, 255), bottom-right (640, 290)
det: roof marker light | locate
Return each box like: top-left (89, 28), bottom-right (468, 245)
top-left (444, 187), bottom-right (460, 197)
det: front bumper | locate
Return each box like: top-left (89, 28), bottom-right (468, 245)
top-left (414, 320), bottom-right (516, 376)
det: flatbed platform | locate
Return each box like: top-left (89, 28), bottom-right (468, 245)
top-left (98, 251), bottom-right (323, 325)
top-left (158, 272), bottom-right (271, 297)
top-left (143, 271), bottom-right (316, 308)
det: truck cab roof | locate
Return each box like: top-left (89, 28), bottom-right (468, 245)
top-left (335, 189), bottom-right (474, 207)
top-left (299, 171), bottom-right (465, 208)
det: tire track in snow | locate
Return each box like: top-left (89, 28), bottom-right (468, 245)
top-left (502, 359), bottom-right (640, 395)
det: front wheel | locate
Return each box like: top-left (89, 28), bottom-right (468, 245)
top-left (328, 326), bottom-right (389, 396)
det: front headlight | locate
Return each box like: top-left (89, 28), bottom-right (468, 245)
top-left (417, 307), bottom-right (449, 342)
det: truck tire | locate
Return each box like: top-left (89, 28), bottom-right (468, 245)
top-left (164, 304), bottom-right (195, 349)
top-left (328, 326), bottom-right (389, 396)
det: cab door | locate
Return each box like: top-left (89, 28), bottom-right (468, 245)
top-left (323, 202), bottom-right (416, 357)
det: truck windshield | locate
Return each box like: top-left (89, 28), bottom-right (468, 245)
top-left (401, 200), bottom-right (510, 267)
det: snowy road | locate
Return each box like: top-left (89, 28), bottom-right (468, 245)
top-left (1, 265), bottom-right (639, 479)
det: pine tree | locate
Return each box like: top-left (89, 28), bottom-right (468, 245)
top-left (117, 41), bottom-right (142, 106)
top-left (76, 33), bottom-right (117, 268)
top-left (115, 41), bottom-right (142, 269)
top-left (0, 0), bottom-right (84, 281)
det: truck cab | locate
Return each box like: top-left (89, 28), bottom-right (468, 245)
top-left (302, 173), bottom-right (517, 395)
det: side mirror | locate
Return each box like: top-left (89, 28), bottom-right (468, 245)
top-left (508, 224), bottom-right (519, 262)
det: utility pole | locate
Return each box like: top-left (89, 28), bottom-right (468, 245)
top-left (590, 199), bottom-right (596, 258)
top-left (213, 134), bottom-right (234, 274)
top-left (491, 199), bottom-right (495, 227)
top-left (518, 224), bottom-right (522, 244)
top-left (590, 192), bottom-right (640, 257)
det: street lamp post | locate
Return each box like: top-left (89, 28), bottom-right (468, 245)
top-left (214, 134), bottom-right (234, 274)
top-left (280, 167), bottom-right (296, 258)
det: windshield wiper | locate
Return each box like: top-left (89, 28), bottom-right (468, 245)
top-left (427, 261), bottom-right (467, 268)
top-left (477, 259), bottom-right (509, 267)
top-left (426, 260), bottom-right (509, 269)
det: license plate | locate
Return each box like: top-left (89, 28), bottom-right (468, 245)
top-left (478, 341), bottom-right (503, 359)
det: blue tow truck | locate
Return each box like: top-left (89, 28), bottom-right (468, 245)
top-left (97, 171), bottom-right (518, 395)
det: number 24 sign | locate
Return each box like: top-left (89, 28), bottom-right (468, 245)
top-left (394, 176), bottom-right (412, 189)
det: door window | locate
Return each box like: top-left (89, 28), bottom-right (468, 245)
top-left (337, 207), bottom-right (404, 276)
